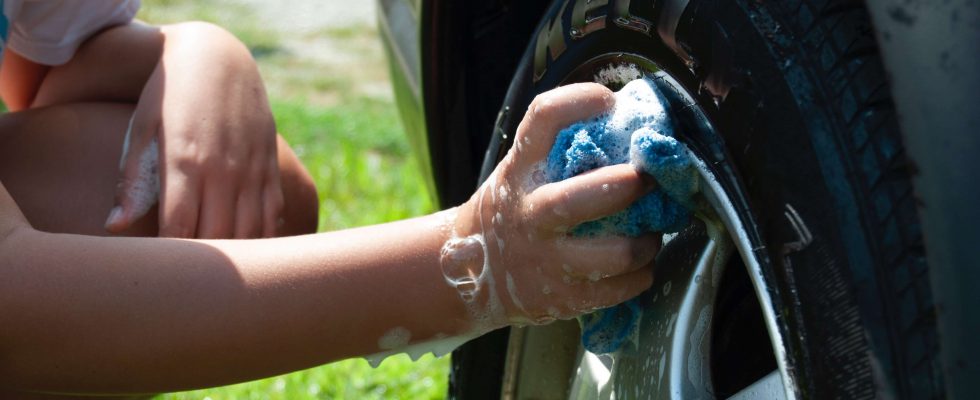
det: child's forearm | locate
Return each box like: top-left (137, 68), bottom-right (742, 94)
top-left (0, 211), bottom-right (466, 393)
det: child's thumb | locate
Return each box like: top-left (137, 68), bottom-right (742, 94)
top-left (105, 116), bottom-right (161, 233)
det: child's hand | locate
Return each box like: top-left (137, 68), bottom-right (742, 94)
top-left (447, 83), bottom-right (660, 330)
top-left (104, 23), bottom-right (283, 239)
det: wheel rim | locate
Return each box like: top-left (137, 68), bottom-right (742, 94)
top-left (497, 55), bottom-right (799, 400)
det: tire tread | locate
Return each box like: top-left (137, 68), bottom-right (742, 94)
top-left (775, 1), bottom-right (942, 398)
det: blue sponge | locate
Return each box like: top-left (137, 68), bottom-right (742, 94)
top-left (544, 78), bottom-right (699, 354)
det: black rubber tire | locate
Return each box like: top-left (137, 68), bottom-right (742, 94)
top-left (450, 0), bottom-right (943, 399)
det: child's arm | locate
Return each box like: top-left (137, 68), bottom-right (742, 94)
top-left (2, 21), bottom-right (285, 239)
top-left (0, 84), bottom-right (658, 395)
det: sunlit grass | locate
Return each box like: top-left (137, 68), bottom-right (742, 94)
top-left (159, 355), bottom-right (448, 400)
top-left (272, 97), bottom-right (434, 230)
top-left (137, 0), bottom-right (282, 55)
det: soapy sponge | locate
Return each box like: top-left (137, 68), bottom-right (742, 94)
top-left (544, 77), bottom-right (699, 354)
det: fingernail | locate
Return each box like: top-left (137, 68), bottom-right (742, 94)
top-left (105, 206), bottom-right (123, 229)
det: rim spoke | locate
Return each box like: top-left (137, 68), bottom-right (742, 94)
top-left (569, 352), bottom-right (614, 399)
top-left (727, 371), bottom-right (786, 400)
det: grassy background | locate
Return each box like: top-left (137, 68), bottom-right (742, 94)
top-left (140, 1), bottom-right (448, 398)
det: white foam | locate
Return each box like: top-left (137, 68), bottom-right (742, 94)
top-left (364, 332), bottom-right (482, 368)
top-left (505, 271), bottom-right (527, 314)
top-left (498, 185), bottom-right (510, 203)
top-left (439, 234), bottom-right (488, 302)
top-left (603, 79), bottom-right (671, 162)
top-left (129, 138), bottom-right (161, 217)
top-left (378, 326), bottom-right (411, 350)
top-left (438, 180), bottom-right (509, 333)
top-left (525, 161), bottom-right (548, 192)
top-left (117, 113), bottom-right (161, 220)
top-left (593, 63), bottom-right (643, 87)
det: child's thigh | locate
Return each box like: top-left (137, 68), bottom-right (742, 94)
top-left (0, 102), bottom-right (159, 236)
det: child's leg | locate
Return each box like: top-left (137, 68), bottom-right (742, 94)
top-left (0, 102), bottom-right (318, 237)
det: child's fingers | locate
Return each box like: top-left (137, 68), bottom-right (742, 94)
top-left (196, 179), bottom-right (236, 239)
top-left (512, 83), bottom-right (615, 170)
top-left (234, 184), bottom-right (263, 239)
top-left (261, 151), bottom-right (285, 238)
top-left (158, 167), bottom-right (200, 238)
top-left (556, 233), bottom-right (661, 280)
top-left (105, 116), bottom-right (161, 234)
top-left (576, 266), bottom-right (655, 313)
top-left (524, 164), bottom-right (652, 231)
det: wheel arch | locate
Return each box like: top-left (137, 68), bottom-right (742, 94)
top-left (420, 0), bottom-right (553, 208)
top-left (863, 1), bottom-right (980, 397)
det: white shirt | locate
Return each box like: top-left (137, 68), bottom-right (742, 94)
top-left (1, 0), bottom-right (140, 65)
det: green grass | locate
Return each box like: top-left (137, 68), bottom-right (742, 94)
top-left (272, 98), bottom-right (434, 230)
top-left (139, 1), bottom-right (447, 398)
top-left (158, 354), bottom-right (448, 400)
top-left (137, 0), bottom-right (282, 56)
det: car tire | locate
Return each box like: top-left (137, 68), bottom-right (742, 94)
top-left (450, 0), bottom-right (943, 398)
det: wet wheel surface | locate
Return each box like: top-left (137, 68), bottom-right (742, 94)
top-left (495, 69), bottom-right (794, 399)
top-left (448, 0), bottom-right (943, 399)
